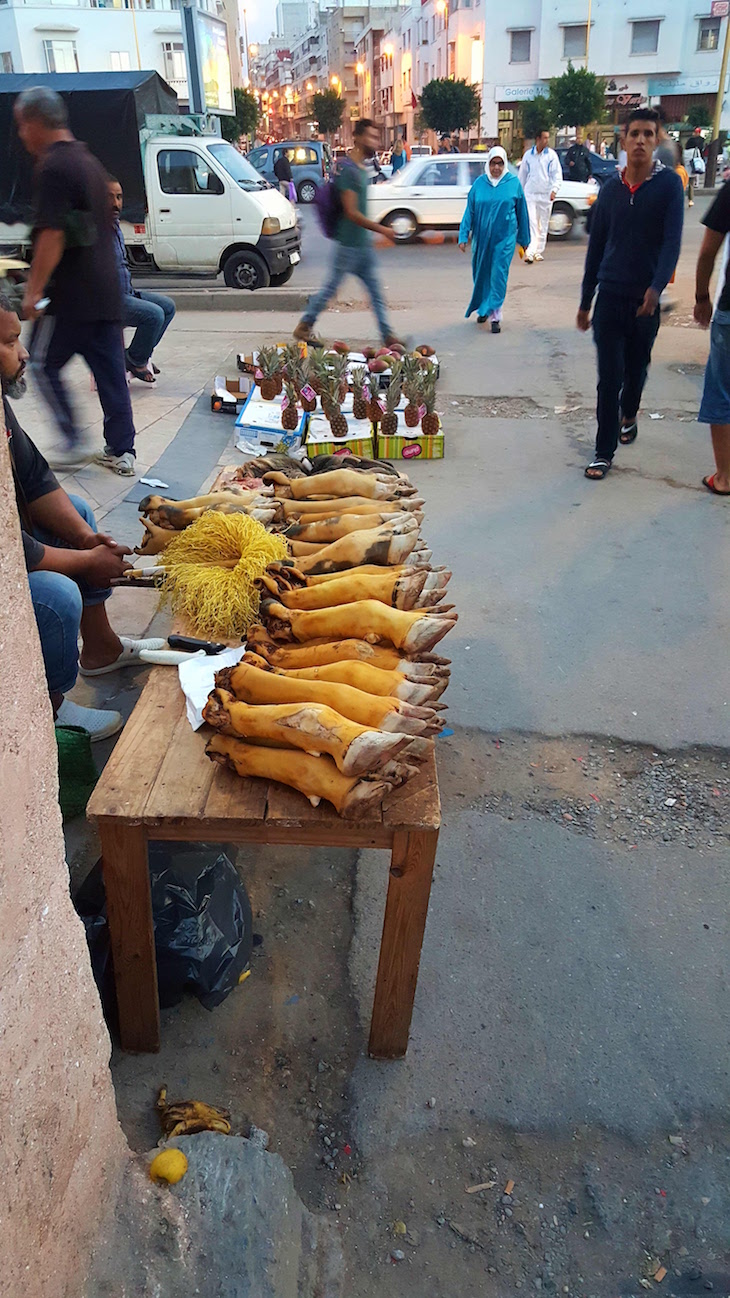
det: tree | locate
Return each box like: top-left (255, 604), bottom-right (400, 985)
top-left (310, 89), bottom-right (344, 136)
top-left (219, 88), bottom-right (259, 145)
top-left (521, 94), bottom-right (553, 140)
top-left (419, 78), bottom-right (481, 135)
top-left (548, 62), bottom-right (606, 128)
top-left (686, 102), bottom-right (712, 130)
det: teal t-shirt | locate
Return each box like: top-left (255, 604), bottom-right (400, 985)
top-left (335, 163), bottom-right (368, 248)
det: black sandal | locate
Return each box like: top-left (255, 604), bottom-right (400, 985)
top-left (619, 421), bottom-right (638, 444)
top-left (126, 362), bottom-right (155, 384)
top-left (585, 459), bottom-right (612, 480)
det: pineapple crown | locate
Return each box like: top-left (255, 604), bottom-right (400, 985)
top-left (367, 371), bottom-right (382, 401)
top-left (403, 370), bottom-right (424, 405)
top-left (421, 370), bottom-right (437, 414)
top-left (258, 345), bottom-right (283, 380)
top-left (309, 351), bottom-right (330, 381)
top-left (284, 379), bottom-right (299, 404)
top-left (321, 374), bottom-right (342, 410)
top-left (281, 342), bottom-right (301, 376)
top-left (326, 352), bottom-right (350, 383)
top-left (350, 364), bottom-right (367, 390)
top-left (401, 352), bottom-right (424, 385)
top-left (385, 372), bottom-right (403, 413)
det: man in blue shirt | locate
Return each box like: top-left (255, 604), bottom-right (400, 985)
top-left (577, 107), bottom-right (683, 480)
top-left (107, 177), bottom-right (175, 384)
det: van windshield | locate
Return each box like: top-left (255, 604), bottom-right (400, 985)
top-left (208, 143), bottom-right (269, 191)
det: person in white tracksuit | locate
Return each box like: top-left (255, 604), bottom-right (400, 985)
top-left (518, 131), bottom-right (563, 263)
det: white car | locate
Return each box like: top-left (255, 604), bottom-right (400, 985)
top-left (366, 153), bottom-right (598, 243)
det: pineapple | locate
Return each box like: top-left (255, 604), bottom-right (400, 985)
top-left (420, 370), bottom-right (440, 436)
top-left (381, 367), bottom-right (402, 438)
top-left (322, 376), bottom-right (349, 439)
top-left (294, 357), bottom-right (317, 413)
top-left (366, 371), bottom-right (385, 425)
top-left (308, 351), bottom-right (329, 397)
top-left (351, 365), bottom-right (368, 421)
top-left (327, 352), bottom-right (350, 403)
top-left (257, 346), bottom-right (283, 401)
top-left (402, 355), bottom-right (427, 427)
top-left (281, 380), bottom-right (300, 431)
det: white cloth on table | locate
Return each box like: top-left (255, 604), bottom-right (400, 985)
top-left (179, 645), bottom-right (246, 730)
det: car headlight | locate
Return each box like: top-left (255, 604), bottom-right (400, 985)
top-left (261, 217), bottom-right (281, 235)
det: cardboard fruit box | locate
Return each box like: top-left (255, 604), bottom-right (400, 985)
top-left (210, 374), bottom-right (254, 414)
top-left (235, 390), bottom-right (308, 455)
top-left (376, 411), bottom-right (444, 461)
top-left (305, 413), bottom-right (375, 460)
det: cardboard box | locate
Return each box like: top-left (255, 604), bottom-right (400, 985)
top-left (377, 411), bottom-right (444, 460)
top-left (305, 413), bottom-right (374, 459)
top-left (235, 389), bottom-right (307, 455)
top-left (210, 374), bottom-right (253, 414)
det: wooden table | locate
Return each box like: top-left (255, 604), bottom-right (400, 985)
top-left (87, 665), bottom-right (441, 1056)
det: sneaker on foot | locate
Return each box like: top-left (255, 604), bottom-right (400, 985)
top-left (56, 698), bottom-right (124, 742)
top-left (524, 254), bottom-right (534, 264)
top-left (534, 254), bottom-right (544, 262)
top-left (491, 321), bottom-right (501, 334)
top-left (47, 444), bottom-right (94, 471)
top-left (95, 448), bottom-right (136, 476)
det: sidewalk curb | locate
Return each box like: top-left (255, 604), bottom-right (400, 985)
top-left (161, 287), bottom-right (315, 312)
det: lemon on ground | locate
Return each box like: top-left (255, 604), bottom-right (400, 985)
top-left (149, 1148), bottom-right (188, 1184)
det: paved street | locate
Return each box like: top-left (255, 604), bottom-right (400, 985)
top-left (35, 192), bottom-right (730, 1296)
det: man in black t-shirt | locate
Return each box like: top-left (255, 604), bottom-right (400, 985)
top-left (694, 181), bottom-right (730, 496)
top-left (0, 292), bottom-right (164, 739)
top-left (273, 150), bottom-right (293, 197)
top-left (16, 86), bottom-right (137, 476)
top-left (565, 130), bottom-right (592, 184)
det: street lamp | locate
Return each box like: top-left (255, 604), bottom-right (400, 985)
top-left (356, 61), bottom-right (364, 75)
top-left (331, 74), bottom-right (340, 90)
top-left (306, 81), bottom-right (313, 91)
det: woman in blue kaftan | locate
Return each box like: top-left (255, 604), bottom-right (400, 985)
top-left (458, 146), bottom-right (530, 333)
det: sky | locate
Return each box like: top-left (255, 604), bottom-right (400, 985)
top-left (242, 1), bottom-right (278, 45)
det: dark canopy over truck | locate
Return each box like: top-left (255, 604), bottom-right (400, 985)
top-left (0, 70), bottom-right (178, 225)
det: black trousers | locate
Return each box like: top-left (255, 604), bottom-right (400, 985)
top-left (592, 291), bottom-right (660, 462)
top-left (31, 316), bottom-right (136, 456)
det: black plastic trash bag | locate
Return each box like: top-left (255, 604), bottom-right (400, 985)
top-left (74, 843), bottom-right (253, 1013)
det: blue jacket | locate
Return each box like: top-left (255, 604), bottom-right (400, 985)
top-left (580, 164), bottom-right (684, 310)
top-left (112, 217), bottom-right (135, 298)
top-left (459, 173), bottom-right (530, 318)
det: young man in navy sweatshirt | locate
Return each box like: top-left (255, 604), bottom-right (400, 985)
top-left (577, 107), bottom-right (684, 480)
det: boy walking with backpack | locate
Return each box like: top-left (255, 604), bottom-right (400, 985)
top-left (294, 120), bottom-right (403, 345)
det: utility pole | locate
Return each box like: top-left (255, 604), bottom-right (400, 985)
top-left (708, 2), bottom-right (730, 185)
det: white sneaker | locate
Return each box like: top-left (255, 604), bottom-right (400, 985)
top-left (534, 254), bottom-right (545, 262)
top-left (79, 636), bottom-right (166, 676)
top-left (56, 698), bottom-right (124, 742)
top-left (47, 444), bottom-right (95, 471)
top-left (95, 448), bottom-right (136, 476)
top-left (524, 254), bottom-right (534, 264)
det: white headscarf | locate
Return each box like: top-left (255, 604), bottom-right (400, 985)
top-left (485, 146), bottom-right (508, 187)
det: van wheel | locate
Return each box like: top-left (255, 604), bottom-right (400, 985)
top-left (548, 203), bottom-right (574, 240)
top-left (270, 267), bottom-right (295, 286)
top-left (223, 250), bottom-right (271, 290)
top-left (384, 210), bottom-right (418, 243)
top-left (298, 180), bottom-right (317, 204)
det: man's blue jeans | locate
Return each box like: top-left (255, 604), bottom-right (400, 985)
top-left (28, 494), bottom-right (110, 695)
top-left (303, 243), bottom-right (393, 341)
top-left (124, 290), bottom-right (176, 368)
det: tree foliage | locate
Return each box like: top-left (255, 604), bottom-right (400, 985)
top-left (548, 62), bottom-right (606, 128)
top-left (419, 78), bottom-right (481, 134)
top-left (219, 88), bottom-right (259, 144)
top-left (521, 95), bottom-right (553, 140)
top-left (310, 89), bottom-right (345, 135)
top-left (686, 102), bottom-right (712, 129)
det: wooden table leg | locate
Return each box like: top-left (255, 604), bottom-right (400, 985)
top-left (98, 820), bottom-right (160, 1052)
top-left (368, 828), bottom-right (438, 1059)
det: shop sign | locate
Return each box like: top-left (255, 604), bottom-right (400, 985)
top-left (494, 82), bottom-right (549, 101)
top-left (648, 75), bottom-right (720, 95)
top-left (711, 1), bottom-right (729, 18)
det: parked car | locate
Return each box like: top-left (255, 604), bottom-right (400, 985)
top-left (366, 154), bottom-right (598, 243)
top-left (246, 140), bottom-right (331, 204)
top-left (556, 147), bottom-right (617, 187)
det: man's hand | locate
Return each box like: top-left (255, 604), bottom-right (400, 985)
top-left (637, 287), bottom-right (659, 317)
top-left (81, 531), bottom-right (131, 560)
top-left (458, 242), bottom-right (468, 253)
top-left (81, 547), bottom-right (132, 586)
top-left (21, 289), bottom-right (41, 322)
top-left (576, 309), bottom-right (591, 332)
top-left (550, 191), bottom-right (556, 201)
top-left (378, 224), bottom-right (396, 243)
top-left (694, 298), bottom-right (712, 328)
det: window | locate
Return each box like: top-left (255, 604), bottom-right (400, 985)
top-left (110, 50), bottom-right (131, 69)
top-left (1, 51), bottom-right (13, 72)
top-left (280, 145), bottom-right (317, 166)
top-left (162, 40), bottom-right (186, 81)
top-left (417, 160), bottom-right (460, 185)
top-left (562, 23), bottom-right (587, 59)
top-left (467, 159), bottom-right (485, 183)
top-left (510, 29), bottom-right (531, 63)
top-left (43, 39), bottom-right (79, 72)
top-left (246, 146), bottom-right (267, 170)
top-left (698, 16), bottom-right (721, 49)
top-left (631, 19), bottom-right (660, 54)
top-left (157, 149), bottom-right (225, 195)
top-left (208, 143), bottom-right (265, 190)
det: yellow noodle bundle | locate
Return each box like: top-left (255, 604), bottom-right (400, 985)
top-left (160, 511), bottom-right (289, 638)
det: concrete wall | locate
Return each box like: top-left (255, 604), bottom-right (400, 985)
top-left (0, 406), bottom-right (126, 1298)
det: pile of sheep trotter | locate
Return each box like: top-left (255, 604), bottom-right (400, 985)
top-left (136, 456), bottom-right (456, 819)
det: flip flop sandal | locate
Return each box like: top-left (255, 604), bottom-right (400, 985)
top-left (585, 459), bottom-right (612, 480)
top-left (702, 474), bottom-right (730, 496)
top-left (127, 363), bottom-right (156, 383)
top-left (151, 363), bottom-right (160, 375)
top-left (619, 422), bottom-right (638, 444)
top-left (79, 636), bottom-right (166, 676)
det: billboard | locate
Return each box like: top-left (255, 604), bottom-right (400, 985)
top-left (181, 6), bottom-right (234, 116)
